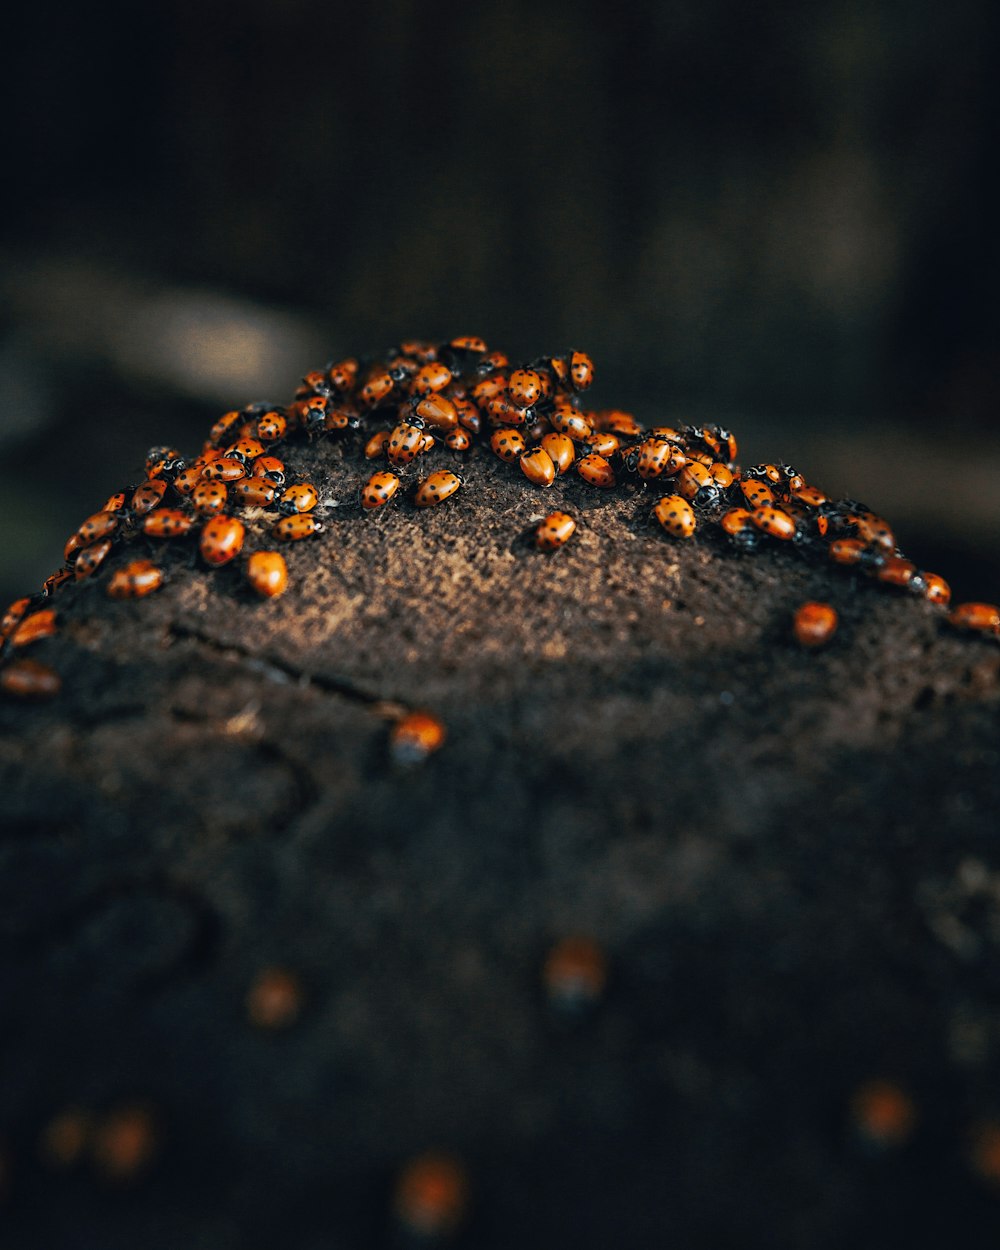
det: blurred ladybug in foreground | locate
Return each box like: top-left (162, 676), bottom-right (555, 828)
top-left (543, 936), bottom-right (608, 1014)
top-left (390, 710), bottom-right (446, 765)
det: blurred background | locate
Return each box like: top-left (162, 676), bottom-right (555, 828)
top-left (2, 0), bottom-right (998, 604)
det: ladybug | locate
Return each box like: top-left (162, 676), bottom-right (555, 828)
top-left (543, 935), bottom-right (607, 1012)
top-left (107, 559), bottom-right (164, 599)
top-left (719, 507), bottom-right (758, 551)
top-left (454, 398), bottom-right (483, 435)
top-left (69, 510), bottom-right (120, 557)
top-left (389, 710), bottom-right (446, 764)
top-left (273, 514), bottom-right (324, 541)
top-left (145, 445), bottom-right (182, 474)
top-left (200, 515), bottom-right (245, 566)
top-left (397, 341), bottom-right (438, 364)
top-left (246, 551), bottom-right (288, 599)
top-left (278, 483), bottom-right (319, 515)
top-left (192, 480), bottom-right (229, 516)
top-left (209, 410), bottom-right (243, 447)
top-left (653, 494), bottom-right (696, 538)
top-left (321, 408), bottom-right (359, 433)
top-left (231, 478), bottom-right (280, 508)
top-left (297, 368), bottom-right (332, 398)
top-left (921, 572), bottom-right (951, 607)
top-left (245, 966), bottom-right (303, 1029)
top-left (633, 438), bottom-right (685, 481)
top-left (365, 430), bottom-right (391, 459)
top-left (359, 368), bottom-right (395, 409)
top-left (828, 537), bottom-right (866, 566)
top-left (855, 512), bottom-right (895, 551)
top-left (103, 491), bottom-right (128, 513)
top-left (74, 539), bottom-right (113, 580)
top-left (387, 421), bottom-right (427, 467)
top-left (948, 602), bottom-right (1000, 635)
top-left (11, 608), bottom-right (58, 648)
top-left (485, 394), bottom-right (531, 426)
top-left (850, 1081), bottom-right (916, 1152)
top-left (415, 471), bottom-right (462, 508)
top-left (413, 393), bottom-right (459, 431)
top-left (172, 463), bottom-right (204, 497)
top-left (741, 479), bottom-right (775, 510)
top-left (361, 471), bottom-right (401, 511)
top-left (129, 480), bottom-right (169, 517)
top-left (876, 556), bottom-right (918, 589)
top-left (410, 361), bottom-right (453, 396)
top-left (594, 409), bottom-right (642, 438)
top-left (224, 437), bottom-right (267, 464)
top-left (392, 1153), bottom-right (468, 1240)
top-left (549, 402), bottom-right (593, 442)
top-left (792, 484), bottom-right (828, 508)
top-left (471, 373), bottom-right (508, 406)
top-left (449, 335), bottom-right (488, 354)
top-left (251, 455), bottom-right (286, 483)
top-left (751, 506), bottom-right (796, 540)
top-left (535, 511), bottom-right (576, 551)
top-left (793, 601), bottom-right (838, 648)
top-left (576, 452), bottom-right (615, 489)
top-left (289, 395), bottom-right (328, 431)
top-left (1, 658), bottom-right (61, 700)
top-left (255, 410), bottom-right (288, 442)
top-left (520, 448), bottom-right (556, 488)
top-left (200, 456), bottom-right (247, 483)
top-left (744, 463), bottom-right (783, 485)
top-left (1, 597), bottom-right (32, 639)
top-left (490, 429), bottom-right (527, 462)
top-left (476, 348), bottom-right (510, 374)
top-left (647, 425), bottom-right (686, 444)
top-left (508, 369), bottom-right (545, 409)
top-left (675, 461), bottom-right (716, 504)
top-left (142, 508), bottom-right (197, 538)
top-left (540, 432), bottom-right (575, 475)
top-left (445, 427), bottom-right (471, 452)
top-left (326, 357), bottom-right (359, 392)
top-left (709, 462), bottom-right (735, 490)
top-left (566, 349), bottom-right (595, 391)
top-left (586, 432), bottom-right (620, 459)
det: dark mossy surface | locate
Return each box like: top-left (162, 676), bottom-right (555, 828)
top-left (1, 434), bottom-right (999, 1248)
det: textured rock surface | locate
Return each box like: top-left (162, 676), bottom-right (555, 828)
top-left (2, 436), bottom-right (1000, 1248)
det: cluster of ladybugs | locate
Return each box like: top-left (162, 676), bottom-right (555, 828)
top-left (2, 336), bottom-right (998, 709)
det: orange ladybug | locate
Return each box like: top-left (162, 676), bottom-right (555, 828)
top-left (549, 402), bottom-right (592, 442)
top-left (387, 421), bottom-right (427, 467)
top-left (278, 483), bottom-right (319, 515)
top-left (200, 515), bottom-right (245, 566)
top-left (107, 560), bottom-right (164, 599)
top-left (365, 430), bottom-right (391, 459)
top-left (413, 393), bottom-right (459, 432)
top-left (520, 448), bottom-right (556, 488)
top-left (444, 427), bottom-right (471, 451)
top-left (653, 494), bottom-right (696, 538)
top-left (566, 349), bottom-right (595, 391)
top-left (200, 455), bottom-right (247, 483)
top-left (508, 368), bottom-right (545, 408)
top-left (921, 572), bottom-right (951, 607)
top-left (540, 432), bottom-right (575, 475)
top-left (741, 479), bottom-right (774, 510)
top-left (192, 480), bottom-right (229, 516)
top-left (11, 608), bottom-right (58, 647)
top-left (576, 452), bottom-right (615, 488)
top-left (390, 710), bottom-right (446, 764)
top-left (949, 602), bottom-right (1000, 636)
top-left (751, 506), bottom-right (796, 540)
top-left (410, 361), bottom-right (452, 396)
top-left (231, 478), bottom-right (279, 508)
top-left (490, 429), bottom-right (527, 462)
top-left (793, 601), bottom-right (838, 648)
top-left (359, 368), bottom-right (395, 409)
top-left (414, 472), bottom-right (462, 508)
top-left (74, 539), bottom-right (114, 579)
top-left (535, 511), bottom-right (576, 551)
top-left (273, 514), bottom-right (324, 541)
top-left (142, 509), bottom-right (196, 539)
top-left (255, 410), bottom-right (287, 442)
top-left (361, 471), bottom-right (401, 511)
top-left (1, 658), bottom-right (61, 699)
top-left (246, 551), bottom-right (288, 599)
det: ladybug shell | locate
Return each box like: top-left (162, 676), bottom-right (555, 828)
top-left (413, 393), bottom-right (458, 432)
top-left (193, 480), bottom-right (229, 516)
top-left (142, 509), bottom-right (197, 539)
top-left (73, 539), bottom-right (113, 579)
top-left (200, 515), bottom-right (245, 566)
top-left (508, 369), bottom-right (544, 409)
top-left (410, 362), bottom-right (452, 396)
top-left (576, 453), bottom-right (615, 489)
top-left (231, 479), bottom-right (279, 508)
top-left (490, 429), bottom-right (526, 462)
top-left (11, 608), bottom-right (58, 647)
top-left (751, 506), bottom-right (796, 540)
top-left (278, 483), bottom-right (319, 515)
top-left (414, 472), bottom-right (462, 508)
top-left (365, 431), bottom-right (391, 459)
top-left (389, 710), bottom-right (447, 764)
top-left (273, 514), bottom-right (324, 541)
top-left (653, 495), bottom-right (696, 538)
top-left (246, 551), bottom-right (288, 599)
top-left (540, 433), bottom-right (575, 475)
top-left (107, 560), bottom-right (164, 599)
top-left (0, 658), bottom-right (61, 699)
top-left (793, 601), bottom-right (838, 648)
top-left (520, 448), bottom-right (556, 488)
top-left (948, 602), bottom-right (1000, 634)
top-left (361, 471), bottom-right (401, 511)
top-left (535, 511), bottom-right (576, 551)
top-left (387, 422), bottom-right (426, 467)
top-left (200, 456), bottom-right (247, 483)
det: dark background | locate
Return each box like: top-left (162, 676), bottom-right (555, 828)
top-left (2, 0), bottom-right (998, 603)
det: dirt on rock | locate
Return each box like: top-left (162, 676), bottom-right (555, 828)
top-left (2, 429), bottom-right (1000, 1249)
